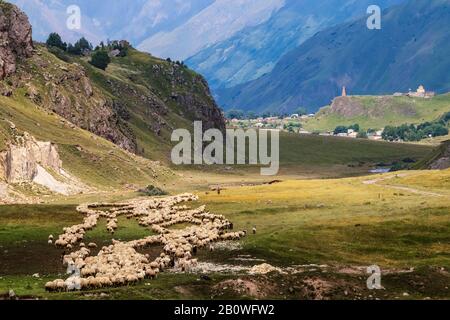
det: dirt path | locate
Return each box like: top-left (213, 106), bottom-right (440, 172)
top-left (363, 174), bottom-right (445, 197)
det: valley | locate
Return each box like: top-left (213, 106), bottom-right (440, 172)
top-left (1, 0), bottom-right (450, 302)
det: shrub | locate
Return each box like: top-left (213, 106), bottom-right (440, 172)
top-left (90, 50), bottom-right (111, 70)
top-left (138, 185), bottom-right (167, 196)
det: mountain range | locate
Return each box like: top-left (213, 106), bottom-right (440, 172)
top-left (9, 0), bottom-right (214, 45)
top-left (186, 0), bottom-right (404, 90)
top-left (218, 0), bottom-right (450, 113)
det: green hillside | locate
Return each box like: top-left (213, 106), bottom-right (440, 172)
top-left (2, 44), bottom-right (223, 163)
top-left (0, 95), bottom-right (174, 190)
top-left (304, 93), bottom-right (450, 132)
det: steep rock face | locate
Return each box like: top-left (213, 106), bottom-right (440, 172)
top-left (176, 93), bottom-right (225, 131)
top-left (146, 61), bottom-right (225, 132)
top-left (0, 1), bottom-right (33, 79)
top-left (0, 132), bottom-right (62, 183)
top-left (173, 77), bottom-right (225, 132)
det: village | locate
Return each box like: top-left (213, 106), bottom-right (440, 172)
top-left (226, 85), bottom-right (439, 142)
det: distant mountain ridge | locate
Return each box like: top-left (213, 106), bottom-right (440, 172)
top-left (218, 0), bottom-right (450, 113)
top-left (138, 0), bottom-right (286, 61)
top-left (186, 0), bottom-right (404, 90)
top-left (8, 0), bottom-right (214, 45)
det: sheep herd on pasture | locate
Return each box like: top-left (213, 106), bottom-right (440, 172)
top-left (45, 193), bottom-right (245, 292)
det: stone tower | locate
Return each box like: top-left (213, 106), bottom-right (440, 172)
top-left (342, 86), bottom-right (347, 97)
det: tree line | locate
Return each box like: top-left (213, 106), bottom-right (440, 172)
top-left (382, 113), bottom-right (450, 141)
top-left (45, 33), bottom-right (130, 70)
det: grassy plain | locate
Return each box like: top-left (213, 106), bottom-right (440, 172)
top-left (1, 168), bottom-right (449, 300)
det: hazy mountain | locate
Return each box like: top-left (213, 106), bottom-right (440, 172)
top-left (186, 0), bottom-right (405, 90)
top-left (10, 0), bottom-right (286, 61)
top-left (8, 0), bottom-right (213, 45)
top-left (218, 0), bottom-right (450, 113)
top-left (137, 0), bottom-right (286, 61)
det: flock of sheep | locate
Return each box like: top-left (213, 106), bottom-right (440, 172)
top-left (45, 193), bottom-right (245, 292)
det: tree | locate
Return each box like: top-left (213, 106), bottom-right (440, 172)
top-left (334, 126), bottom-right (348, 135)
top-left (441, 112), bottom-right (450, 123)
top-left (226, 109), bottom-right (245, 120)
top-left (90, 50), bottom-right (111, 70)
top-left (76, 37), bottom-right (93, 51)
top-left (67, 43), bottom-right (81, 55)
top-left (357, 131), bottom-right (368, 139)
top-left (382, 126), bottom-right (400, 141)
top-left (349, 123), bottom-right (360, 132)
top-left (295, 107), bottom-right (308, 116)
top-left (67, 37), bottom-right (93, 55)
top-left (246, 111), bottom-right (257, 120)
top-left (46, 33), bottom-right (66, 51)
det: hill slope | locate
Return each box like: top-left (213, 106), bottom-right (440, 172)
top-left (1, 44), bottom-right (224, 160)
top-left (0, 95), bottom-right (174, 195)
top-left (303, 93), bottom-right (450, 132)
top-left (218, 0), bottom-right (450, 113)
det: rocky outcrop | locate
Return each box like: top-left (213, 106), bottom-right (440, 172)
top-left (428, 141), bottom-right (450, 170)
top-left (0, 1), bottom-right (33, 80)
top-left (415, 140), bottom-right (450, 171)
top-left (0, 132), bottom-right (62, 183)
top-left (0, 131), bottom-right (87, 195)
top-left (175, 92), bottom-right (225, 132)
top-left (328, 97), bottom-right (366, 118)
top-left (174, 76), bottom-right (225, 132)
top-left (150, 63), bottom-right (225, 132)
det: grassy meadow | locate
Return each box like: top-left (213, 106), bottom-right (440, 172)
top-left (1, 167), bottom-right (449, 300)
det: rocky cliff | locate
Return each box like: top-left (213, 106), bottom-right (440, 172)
top-left (0, 132), bottom-right (61, 183)
top-left (0, 130), bottom-right (87, 196)
top-left (0, 1), bottom-right (33, 80)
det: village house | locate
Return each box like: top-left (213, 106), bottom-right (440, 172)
top-left (406, 85), bottom-right (436, 98)
top-left (368, 130), bottom-right (384, 141)
top-left (347, 129), bottom-right (358, 138)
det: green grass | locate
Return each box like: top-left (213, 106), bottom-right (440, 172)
top-left (200, 172), bottom-right (450, 268)
top-left (177, 132), bottom-right (434, 181)
top-left (279, 132), bottom-right (431, 166)
top-left (305, 94), bottom-right (450, 132)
